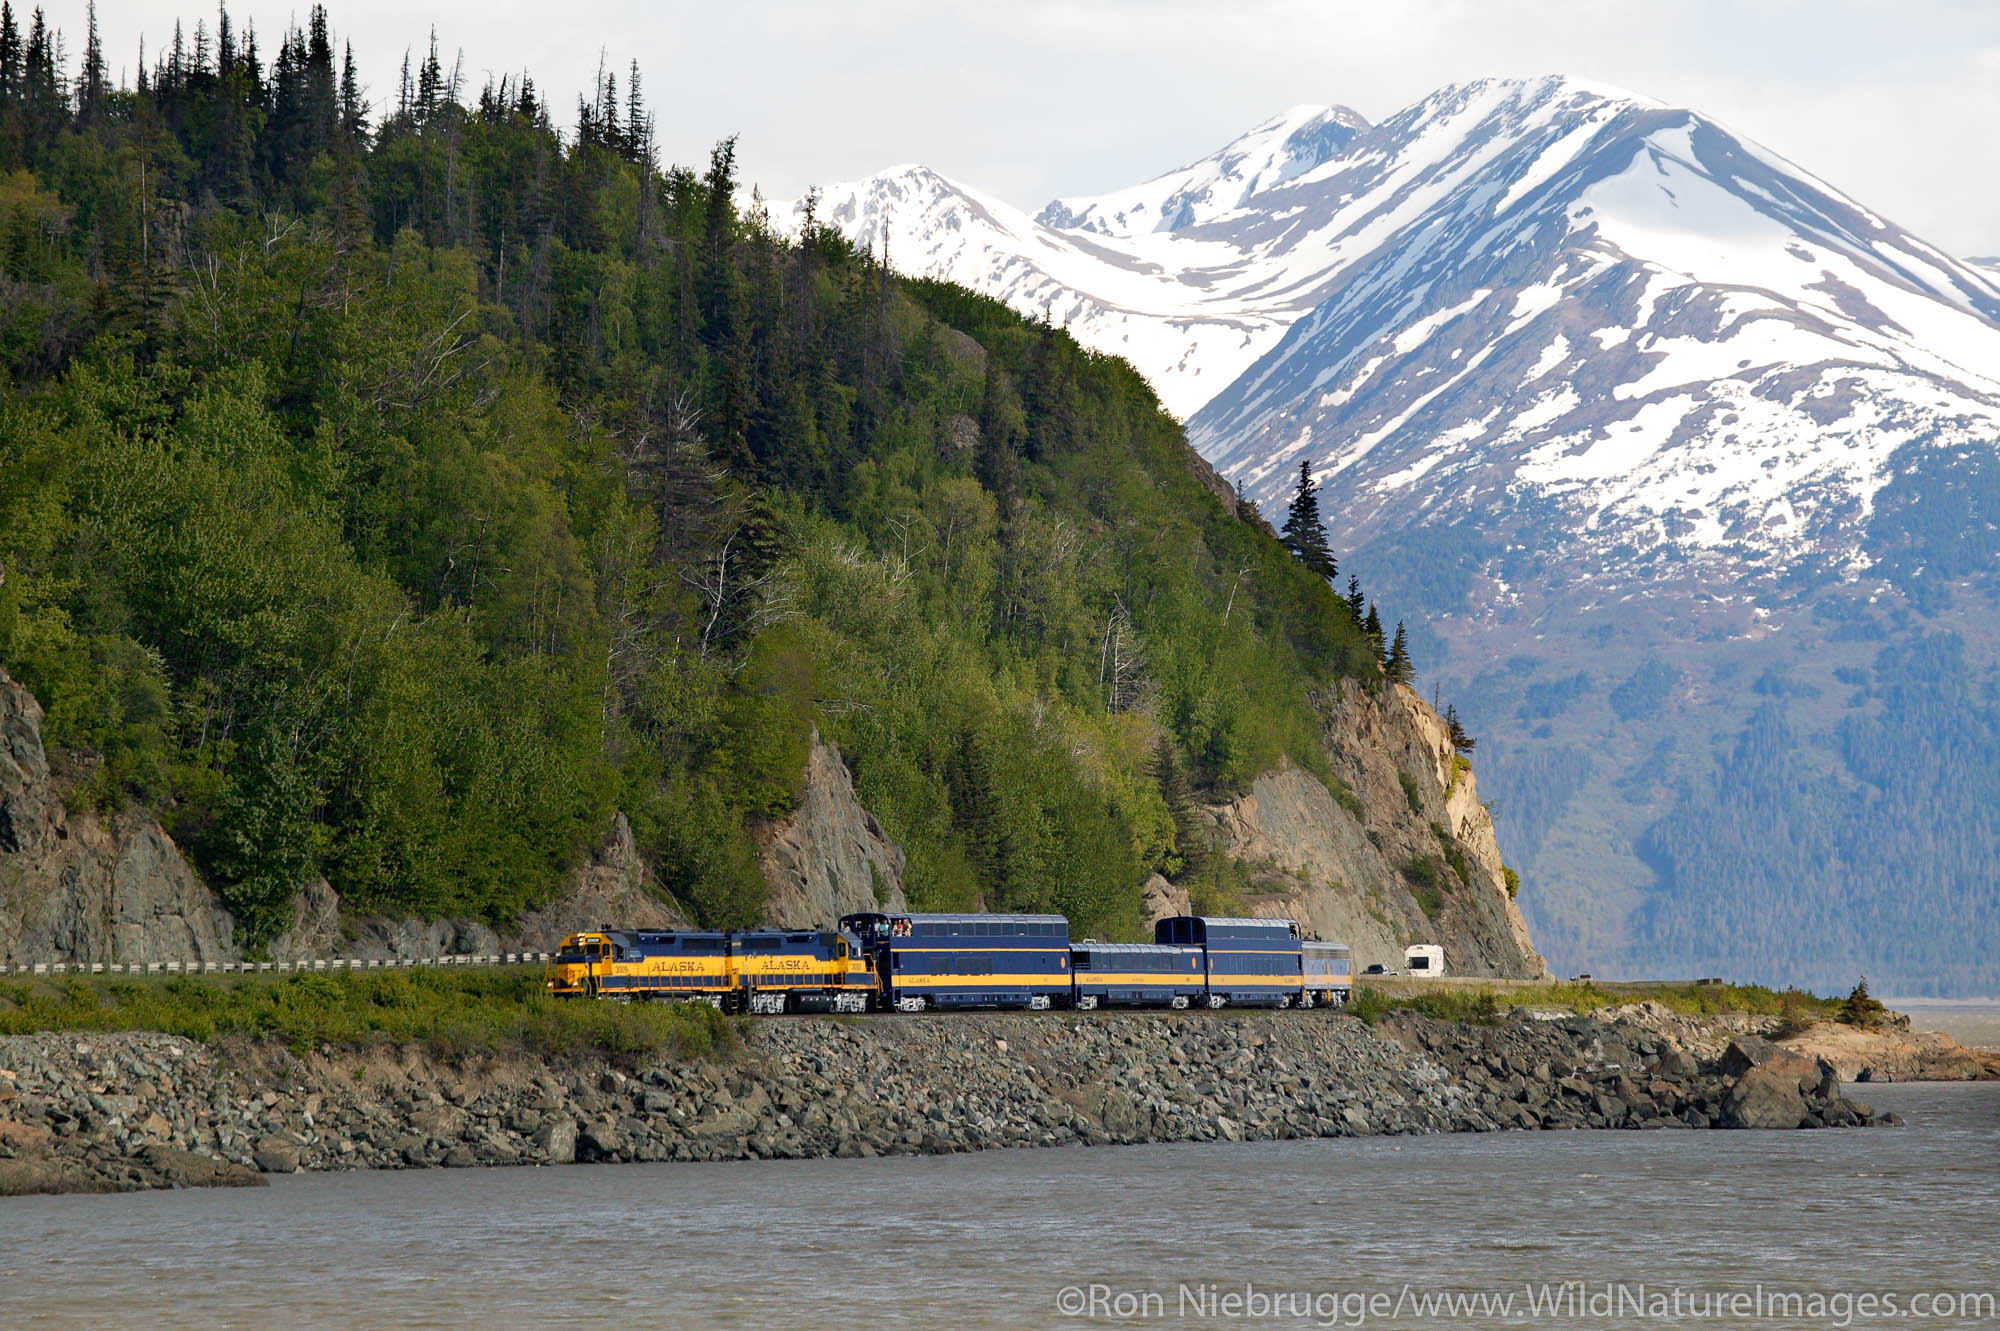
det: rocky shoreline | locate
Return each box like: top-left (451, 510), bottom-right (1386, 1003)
top-left (0, 1005), bottom-right (1902, 1197)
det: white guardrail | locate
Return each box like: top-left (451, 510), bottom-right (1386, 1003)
top-left (1, 954), bottom-right (555, 977)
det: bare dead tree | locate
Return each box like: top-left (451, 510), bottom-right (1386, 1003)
top-left (1099, 596), bottom-right (1148, 714)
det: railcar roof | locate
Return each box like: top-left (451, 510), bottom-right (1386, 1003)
top-left (1185, 916), bottom-right (1298, 928)
top-left (605, 929), bottom-right (727, 942)
top-left (894, 912), bottom-right (1069, 925)
top-left (1074, 942), bottom-right (1201, 953)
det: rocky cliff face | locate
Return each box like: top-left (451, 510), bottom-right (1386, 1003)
top-left (0, 669), bottom-right (236, 967)
top-left (3, 670), bottom-right (1544, 973)
top-left (756, 730), bottom-right (908, 927)
top-left (1202, 682), bottom-right (1547, 978)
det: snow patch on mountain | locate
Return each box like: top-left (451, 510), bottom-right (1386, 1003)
top-left (1036, 104), bottom-right (1368, 237)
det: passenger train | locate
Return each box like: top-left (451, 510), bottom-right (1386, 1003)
top-left (547, 913), bottom-right (1352, 1014)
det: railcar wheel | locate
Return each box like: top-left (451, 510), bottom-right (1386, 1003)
top-left (1170, 996), bottom-right (1189, 1011)
top-left (1077, 995), bottom-right (1098, 1011)
top-left (1206, 995), bottom-right (1225, 1010)
top-left (1277, 995), bottom-right (1292, 1010)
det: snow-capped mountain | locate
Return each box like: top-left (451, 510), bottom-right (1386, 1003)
top-left (783, 108), bottom-right (1369, 418)
top-left (794, 166), bottom-right (1289, 417)
top-left (1186, 77), bottom-right (2000, 583)
top-left (797, 76), bottom-right (2000, 579)
top-left (795, 79), bottom-right (2000, 992)
top-left (1035, 104), bottom-right (1368, 237)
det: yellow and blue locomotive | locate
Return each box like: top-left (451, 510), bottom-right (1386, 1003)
top-left (730, 929), bottom-right (876, 1014)
top-left (545, 930), bottom-right (732, 1000)
top-left (545, 928), bottom-right (874, 1013)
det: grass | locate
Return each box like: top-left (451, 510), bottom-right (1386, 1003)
top-left (1346, 980), bottom-right (1846, 1028)
top-left (0, 968), bottom-right (731, 1061)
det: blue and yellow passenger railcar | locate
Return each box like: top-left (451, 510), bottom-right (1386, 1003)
top-left (545, 930), bottom-right (733, 1002)
top-left (1157, 915), bottom-right (1306, 1008)
top-left (1300, 940), bottom-right (1352, 1007)
top-left (842, 912), bottom-right (1071, 1012)
top-left (1070, 942), bottom-right (1207, 1010)
top-left (730, 929), bottom-right (877, 1014)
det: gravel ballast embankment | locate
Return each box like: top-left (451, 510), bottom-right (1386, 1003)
top-left (0, 1007), bottom-right (1891, 1196)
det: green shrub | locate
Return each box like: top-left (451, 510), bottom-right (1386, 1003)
top-left (1401, 855), bottom-right (1445, 916)
top-left (1328, 775), bottom-right (1366, 822)
top-left (1440, 838), bottom-right (1471, 885)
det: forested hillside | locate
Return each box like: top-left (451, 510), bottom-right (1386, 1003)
top-left (0, 5), bottom-right (1393, 946)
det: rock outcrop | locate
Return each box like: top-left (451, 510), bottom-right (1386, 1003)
top-left (266, 813), bottom-right (692, 962)
top-left (1202, 681), bottom-right (1547, 978)
top-left (501, 813), bottom-right (690, 950)
top-left (1607, 1000), bottom-right (2000, 1084)
top-left (756, 730), bottom-right (906, 927)
top-left (1140, 873), bottom-right (1190, 928)
top-left (0, 669), bottom-right (236, 968)
top-left (1776, 1020), bottom-right (2000, 1084)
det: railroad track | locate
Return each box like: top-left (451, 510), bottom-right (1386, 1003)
top-left (1, 953), bottom-right (552, 978)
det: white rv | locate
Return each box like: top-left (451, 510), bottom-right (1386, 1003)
top-left (1404, 944), bottom-right (1446, 977)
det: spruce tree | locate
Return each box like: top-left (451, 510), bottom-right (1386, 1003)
top-left (948, 726), bottom-right (1008, 903)
top-left (1839, 977), bottom-right (1886, 1028)
top-left (974, 363), bottom-right (1023, 515)
top-left (75, 0), bottom-right (107, 126)
top-left (21, 7), bottom-right (61, 148)
top-left (303, 5), bottom-right (337, 152)
top-left (624, 60), bottom-right (649, 166)
top-left (1280, 456), bottom-right (1338, 583)
top-left (1345, 573), bottom-right (1366, 621)
top-left (339, 41), bottom-right (365, 143)
top-left (1444, 703), bottom-right (1475, 752)
top-left (1150, 734), bottom-right (1208, 881)
top-left (1363, 602), bottom-right (1383, 655)
top-left (0, 5), bottom-right (21, 108)
top-left (1385, 621), bottom-right (1414, 685)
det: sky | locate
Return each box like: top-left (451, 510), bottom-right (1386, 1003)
top-left (73, 0), bottom-right (2000, 258)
